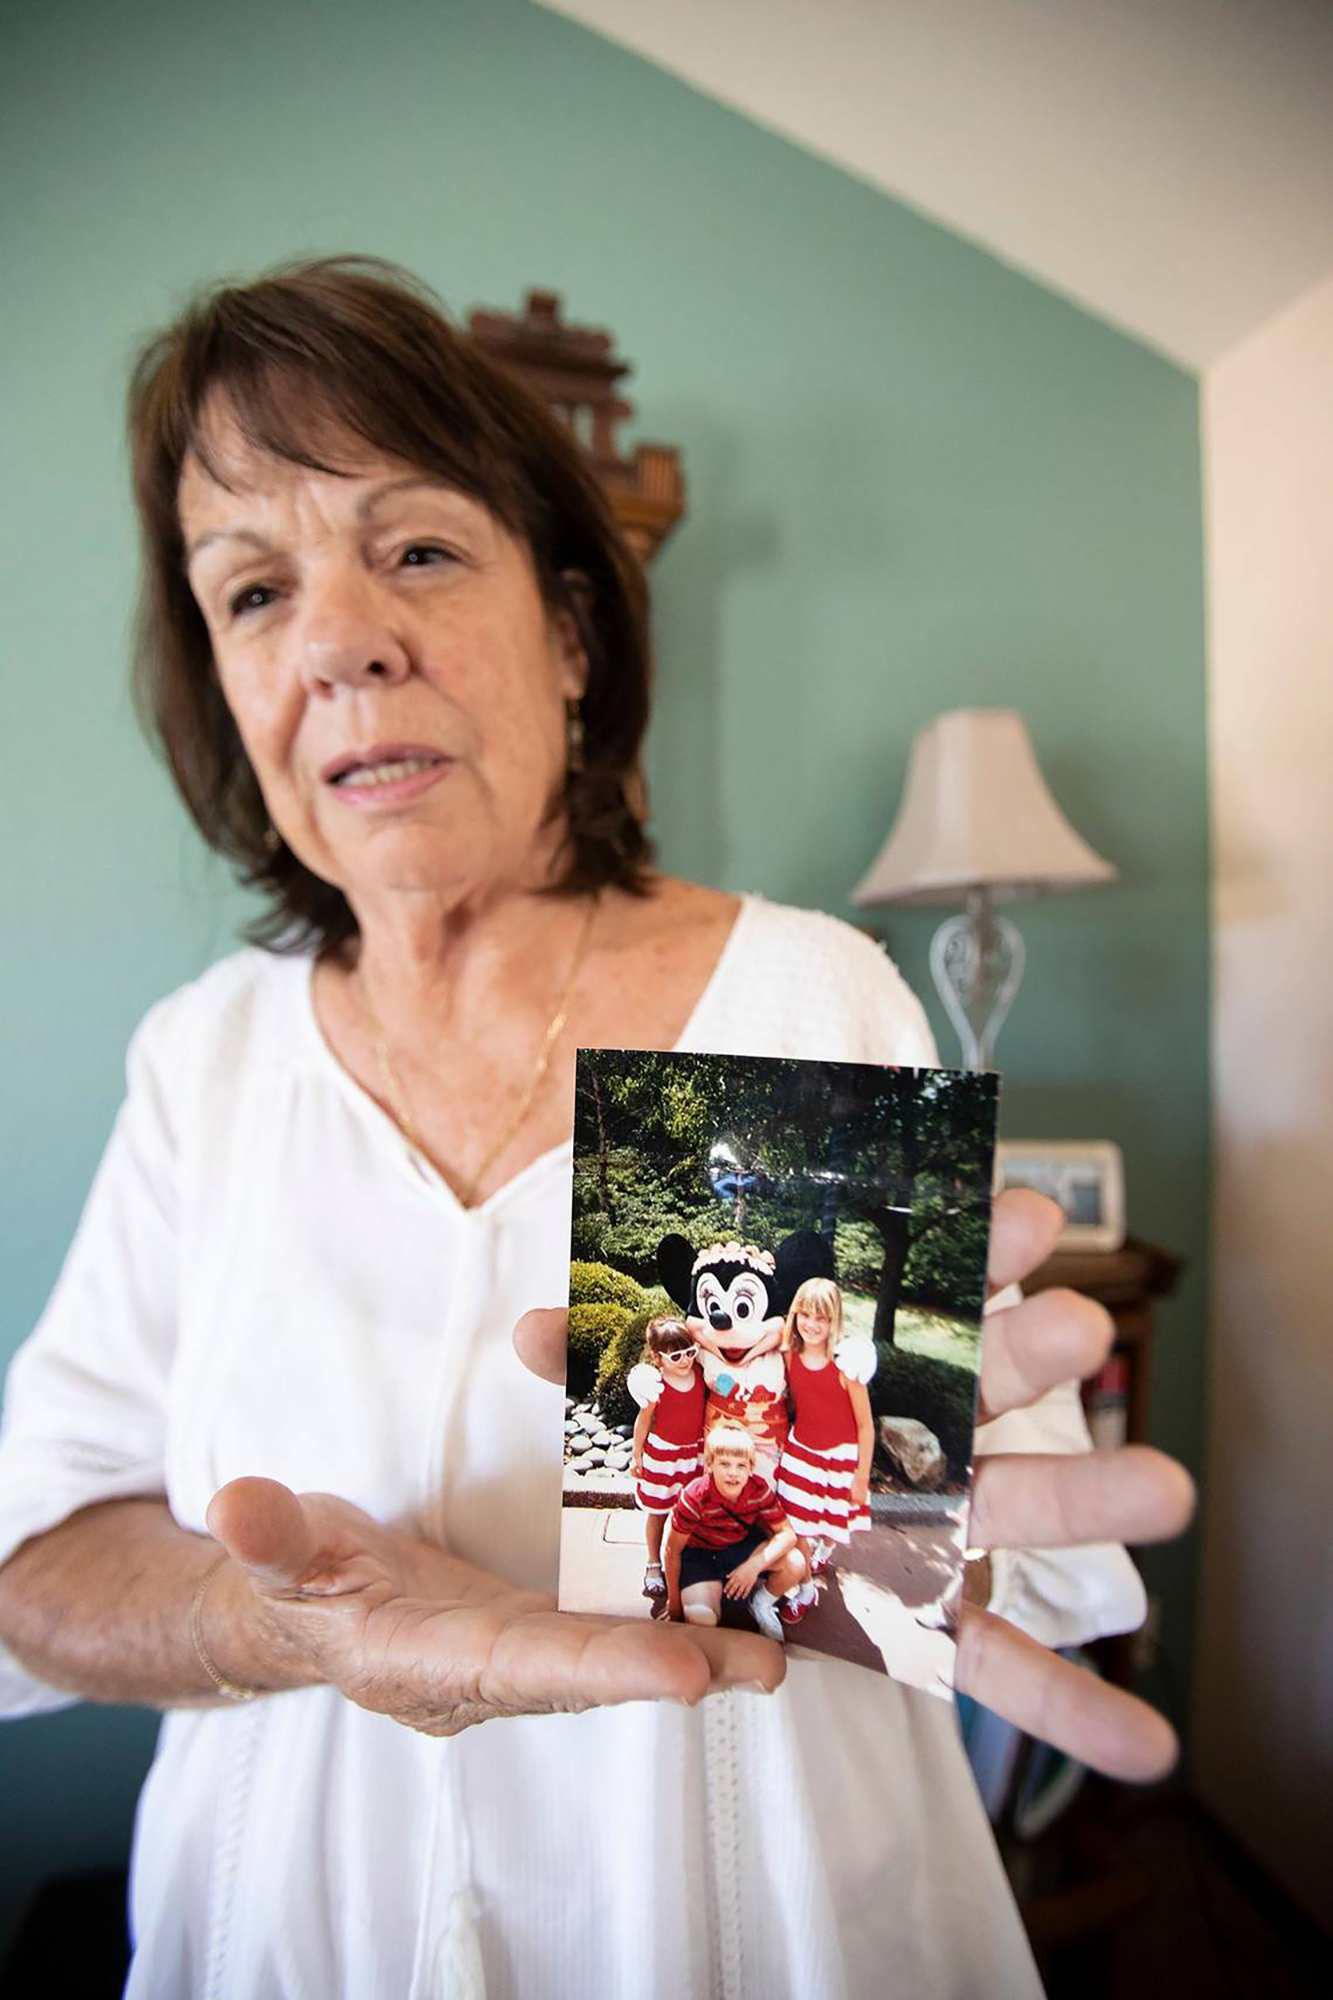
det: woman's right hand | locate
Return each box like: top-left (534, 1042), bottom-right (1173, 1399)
top-left (205, 1477), bottom-right (781, 1736)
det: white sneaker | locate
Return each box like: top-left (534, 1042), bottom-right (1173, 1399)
top-left (748, 1584), bottom-right (786, 1643)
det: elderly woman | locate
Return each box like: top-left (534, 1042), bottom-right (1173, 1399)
top-left (0, 259), bottom-right (1191, 1999)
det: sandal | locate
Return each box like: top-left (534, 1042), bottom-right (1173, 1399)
top-left (642, 1562), bottom-right (666, 1599)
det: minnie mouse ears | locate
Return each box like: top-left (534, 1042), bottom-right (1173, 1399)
top-left (656, 1234), bottom-right (697, 1310)
top-left (772, 1229), bottom-right (836, 1310)
top-left (656, 1228), bottom-right (835, 1314)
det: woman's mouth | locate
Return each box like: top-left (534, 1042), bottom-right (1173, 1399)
top-left (322, 745), bottom-right (453, 808)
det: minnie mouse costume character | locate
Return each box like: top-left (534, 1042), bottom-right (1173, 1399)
top-left (656, 1230), bottom-right (834, 1476)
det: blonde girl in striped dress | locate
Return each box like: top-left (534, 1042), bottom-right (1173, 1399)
top-left (776, 1277), bottom-right (877, 1570)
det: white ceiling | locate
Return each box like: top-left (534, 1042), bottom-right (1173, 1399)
top-left (537, 0), bottom-right (1333, 371)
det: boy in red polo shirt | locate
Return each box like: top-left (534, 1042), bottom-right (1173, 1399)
top-left (664, 1421), bottom-right (809, 1641)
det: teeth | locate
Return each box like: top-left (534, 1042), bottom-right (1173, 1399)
top-left (338, 757), bottom-right (439, 787)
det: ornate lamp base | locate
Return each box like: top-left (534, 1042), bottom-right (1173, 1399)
top-left (929, 888), bottom-right (1025, 1073)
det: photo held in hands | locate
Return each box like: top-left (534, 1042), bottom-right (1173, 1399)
top-left (558, 1047), bottom-right (1001, 1695)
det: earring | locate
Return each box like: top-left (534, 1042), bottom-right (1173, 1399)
top-left (262, 824), bottom-right (281, 854)
top-left (566, 699), bottom-right (585, 775)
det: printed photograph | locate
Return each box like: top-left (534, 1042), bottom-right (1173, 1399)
top-left (557, 1049), bottom-right (1001, 1696)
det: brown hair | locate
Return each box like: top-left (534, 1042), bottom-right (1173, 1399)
top-left (642, 1314), bottom-right (696, 1364)
top-left (127, 255), bottom-right (655, 955)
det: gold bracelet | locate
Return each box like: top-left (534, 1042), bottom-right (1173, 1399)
top-left (190, 1552), bottom-right (260, 1703)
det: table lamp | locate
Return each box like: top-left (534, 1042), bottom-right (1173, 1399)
top-left (851, 709), bottom-right (1117, 1070)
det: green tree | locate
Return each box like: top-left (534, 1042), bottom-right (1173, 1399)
top-left (827, 1067), bottom-right (997, 1342)
top-left (571, 1051), bottom-right (998, 1341)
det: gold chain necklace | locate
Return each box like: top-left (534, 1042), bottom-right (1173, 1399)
top-left (358, 895), bottom-right (598, 1208)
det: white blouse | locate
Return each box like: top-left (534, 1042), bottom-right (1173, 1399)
top-left (0, 894), bottom-right (1144, 1999)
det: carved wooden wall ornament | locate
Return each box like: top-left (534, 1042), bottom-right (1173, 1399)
top-left (467, 289), bottom-right (686, 564)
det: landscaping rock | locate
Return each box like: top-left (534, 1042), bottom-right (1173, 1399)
top-left (877, 1417), bottom-right (948, 1491)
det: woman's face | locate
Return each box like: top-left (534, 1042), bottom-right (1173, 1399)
top-left (179, 406), bottom-right (587, 908)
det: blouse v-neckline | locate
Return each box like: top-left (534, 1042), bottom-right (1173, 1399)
top-left (296, 892), bottom-right (757, 1217)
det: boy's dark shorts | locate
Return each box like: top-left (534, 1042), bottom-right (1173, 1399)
top-left (678, 1524), bottom-right (768, 1591)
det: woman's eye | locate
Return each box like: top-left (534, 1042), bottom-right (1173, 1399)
top-left (229, 583), bottom-right (277, 618)
top-left (399, 543), bottom-right (456, 568)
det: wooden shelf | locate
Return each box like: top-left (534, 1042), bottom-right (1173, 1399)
top-left (1023, 1235), bottom-right (1183, 1316)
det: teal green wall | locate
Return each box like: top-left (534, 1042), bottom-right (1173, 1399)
top-left (0, 0), bottom-right (1207, 1955)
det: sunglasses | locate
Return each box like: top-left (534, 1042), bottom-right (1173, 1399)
top-left (661, 1345), bottom-right (698, 1362)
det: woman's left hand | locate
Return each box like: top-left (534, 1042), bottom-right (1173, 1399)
top-left (516, 1187), bottom-right (1195, 1784)
top-left (955, 1188), bottom-right (1194, 1781)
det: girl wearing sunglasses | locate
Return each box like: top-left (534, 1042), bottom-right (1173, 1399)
top-left (628, 1316), bottom-right (707, 1604)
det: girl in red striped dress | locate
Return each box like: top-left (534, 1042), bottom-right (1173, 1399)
top-left (776, 1278), bottom-right (876, 1561)
top-left (628, 1315), bottom-right (707, 1604)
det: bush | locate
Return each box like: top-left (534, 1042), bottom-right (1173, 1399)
top-left (567, 1302), bottom-right (634, 1399)
top-left (570, 1153), bottom-right (718, 1283)
top-left (594, 1288), bottom-right (675, 1429)
top-left (901, 1208), bottom-right (989, 1317)
top-left (833, 1218), bottom-right (884, 1294)
top-left (571, 1209), bottom-right (610, 1262)
top-left (568, 1261), bottom-right (646, 1311)
top-left (871, 1344), bottom-right (980, 1483)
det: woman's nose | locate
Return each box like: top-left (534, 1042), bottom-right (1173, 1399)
top-left (298, 587), bottom-right (412, 694)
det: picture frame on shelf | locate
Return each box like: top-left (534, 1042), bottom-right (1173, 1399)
top-left (994, 1140), bottom-right (1126, 1253)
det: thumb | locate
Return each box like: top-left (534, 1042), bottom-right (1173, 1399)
top-left (513, 1307), bottom-right (569, 1386)
top-left (206, 1476), bottom-right (325, 1593)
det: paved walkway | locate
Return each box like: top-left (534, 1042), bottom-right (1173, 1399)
top-left (559, 1504), bottom-right (962, 1698)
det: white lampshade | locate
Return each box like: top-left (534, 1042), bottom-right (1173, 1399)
top-left (851, 709), bottom-right (1117, 908)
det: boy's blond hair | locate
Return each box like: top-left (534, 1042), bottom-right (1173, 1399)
top-left (781, 1276), bottom-right (844, 1353)
top-left (703, 1420), bottom-right (756, 1466)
